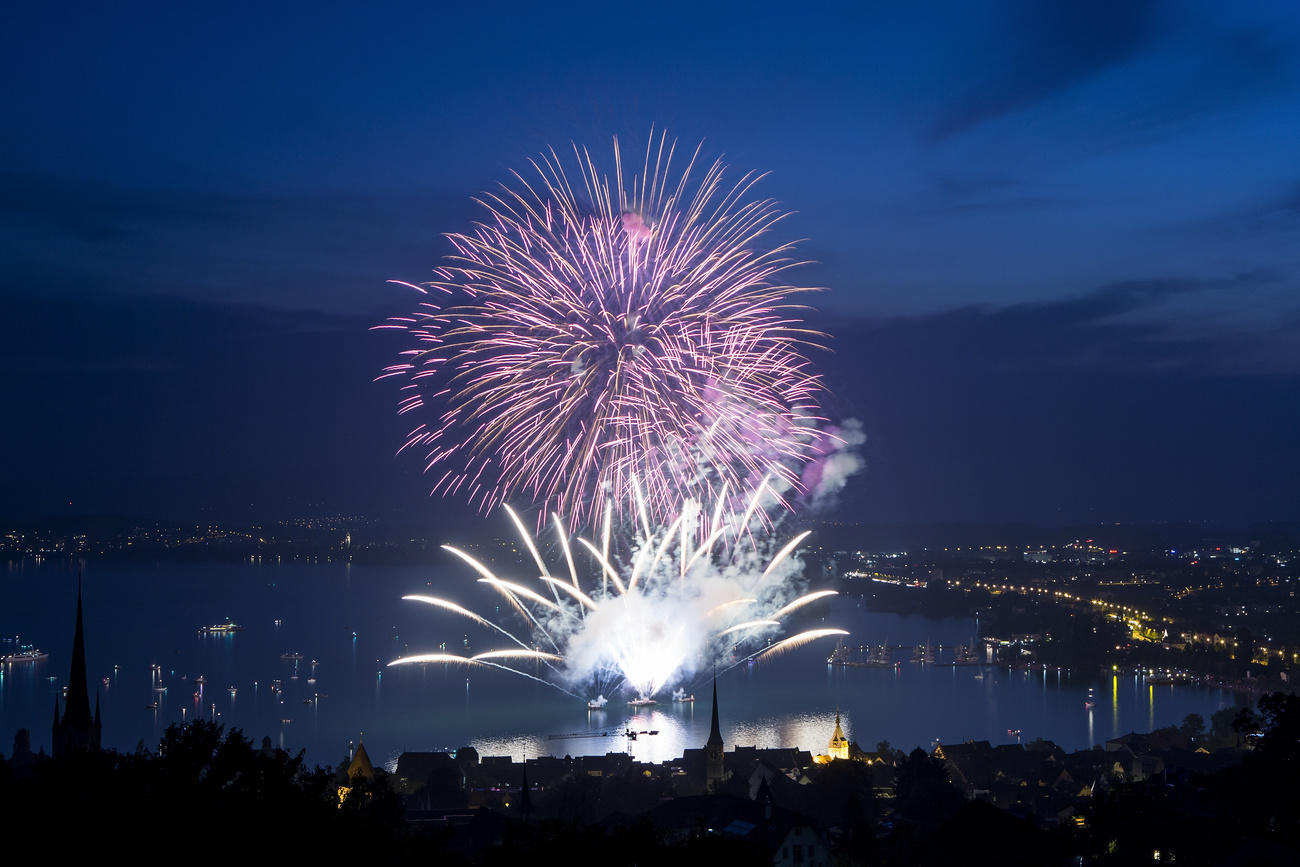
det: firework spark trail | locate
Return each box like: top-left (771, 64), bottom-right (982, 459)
top-left (389, 486), bottom-right (844, 701)
top-left (377, 132), bottom-right (831, 529)
top-left (388, 653), bottom-right (579, 696)
top-left (771, 589), bottom-right (840, 620)
top-left (710, 627), bottom-right (852, 682)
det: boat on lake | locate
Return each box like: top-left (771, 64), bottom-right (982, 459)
top-left (1, 648), bottom-right (48, 664)
top-left (198, 621), bottom-right (243, 635)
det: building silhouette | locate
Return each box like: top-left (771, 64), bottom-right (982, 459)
top-left (52, 584), bottom-right (101, 757)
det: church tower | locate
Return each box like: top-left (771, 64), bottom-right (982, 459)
top-left (338, 733), bottom-right (376, 805)
top-left (828, 710), bottom-right (849, 760)
top-left (705, 678), bottom-right (724, 791)
top-left (53, 583), bottom-right (101, 757)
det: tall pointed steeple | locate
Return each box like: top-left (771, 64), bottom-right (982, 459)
top-left (63, 583), bottom-right (92, 728)
top-left (705, 677), bottom-right (724, 791)
top-left (706, 678), bottom-right (723, 748)
top-left (519, 760), bottom-right (533, 819)
top-left (53, 579), bottom-right (100, 756)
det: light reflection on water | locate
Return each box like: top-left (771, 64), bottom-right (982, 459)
top-left (471, 710), bottom-right (845, 763)
top-left (729, 711), bottom-right (840, 751)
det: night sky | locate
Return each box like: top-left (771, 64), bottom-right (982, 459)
top-left (2, 1), bottom-right (1297, 525)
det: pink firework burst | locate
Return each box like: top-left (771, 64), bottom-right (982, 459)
top-left (378, 132), bottom-right (828, 529)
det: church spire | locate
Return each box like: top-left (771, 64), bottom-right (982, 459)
top-left (706, 677), bottom-right (723, 748)
top-left (519, 759), bottom-right (533, 819)
top-left (53, 579), bottom-right (100, 756)
top-left (63, 582), bottom-right (92, 729)
top-left (704, 677), bottom-right (724, 791)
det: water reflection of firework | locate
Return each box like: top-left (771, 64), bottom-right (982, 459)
top-left (390, 485), bottom-right (846, 701)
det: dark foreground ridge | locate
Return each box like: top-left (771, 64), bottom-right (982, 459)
top-left (4, 691), bottom-right (1299, 865)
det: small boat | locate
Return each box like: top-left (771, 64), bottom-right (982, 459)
top-left (628, 697), bottom-right (657, 707)
top-left (198, 621), bottom-right (244, 635)
top-left (306, 677), bottom-right (316, 685)
top-left (146, 702), bottom-right (158, 710)
top-left (671, 688), bottom-right (695, 703)
top-left (1, 649), bottom-right (49, 664)
top-left (193, 676), bottom-right (206, 685)
top-left (280, 652), bottom-right (303, 661)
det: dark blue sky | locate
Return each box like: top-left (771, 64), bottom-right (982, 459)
top-left (2, 1), bottom-right (1297, 525)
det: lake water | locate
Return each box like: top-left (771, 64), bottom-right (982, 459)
top-left (1, 558), bottom-right (1244, 771)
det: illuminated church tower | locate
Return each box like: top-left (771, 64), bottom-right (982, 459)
top-left (705, 678), bottom-right (724, 791)
top-left (337, 734), bottom-right (376, 805)
top-left (828, 710), bottom-right (849, 760)
top-left (52, 584), bottom-right (101, 757)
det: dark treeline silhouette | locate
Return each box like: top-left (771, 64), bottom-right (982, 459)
top-left (0, 721), bottom-right (412, 858)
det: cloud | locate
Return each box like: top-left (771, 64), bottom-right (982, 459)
top-left (929, 0), bottom-right (1158, 141)
top-left (833, 270), bottom-right (1295, 376)
top-left (1181, 182), bottom-right (1300, 242)
top-left (811, 277), bottom-right (1300, 524)
top-left (0, 171), bottom-right (471, 315)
